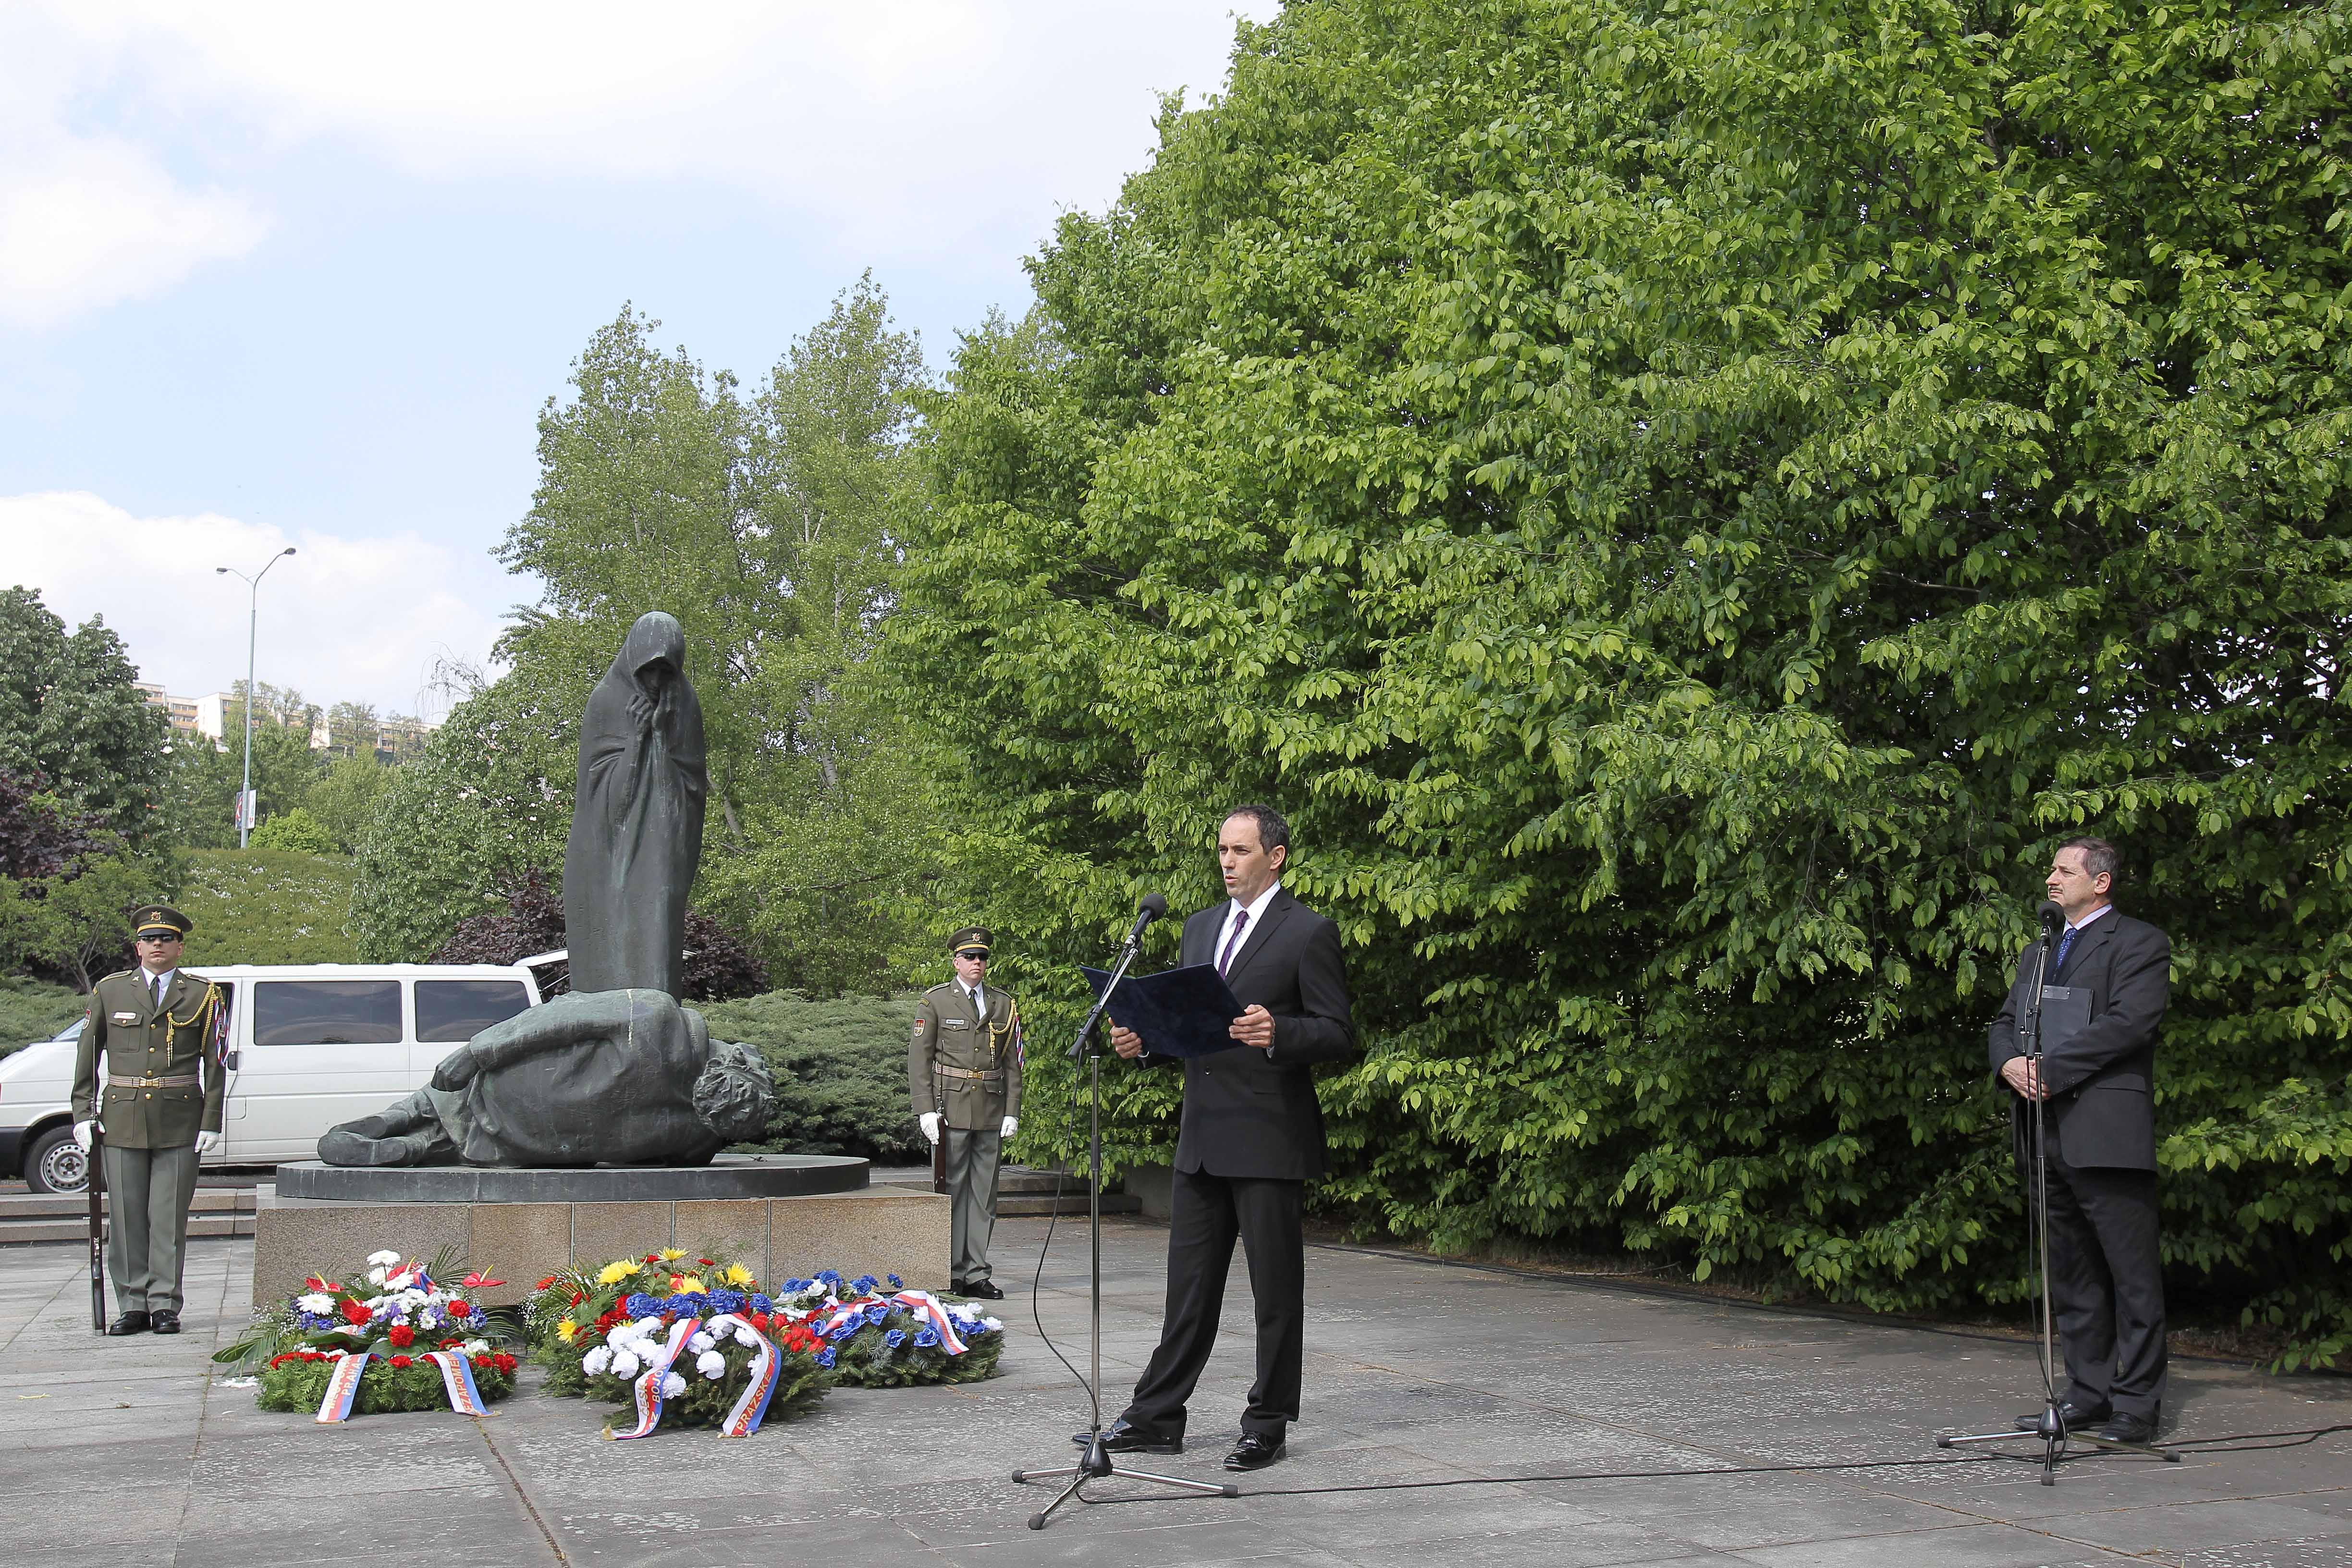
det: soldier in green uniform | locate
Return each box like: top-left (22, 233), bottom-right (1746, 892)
top-left (909, 927), bottom-right (1023, 1300)
top-left (71, 906), bottom-right (227, 1336)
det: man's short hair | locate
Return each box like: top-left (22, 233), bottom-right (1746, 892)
top-left (1222, 803), bottom-right (1291, 858)
top-left (2058, 836), bottom-right (2121, 885)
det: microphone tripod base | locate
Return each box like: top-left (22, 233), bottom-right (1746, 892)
top-left (1013, 1431), bottom-right (1238, 1530)
top-left (1939, 1402), bottom-right (2179, 1485)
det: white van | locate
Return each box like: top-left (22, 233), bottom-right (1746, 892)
top-left (0, 956), bottom-right (564, 1194)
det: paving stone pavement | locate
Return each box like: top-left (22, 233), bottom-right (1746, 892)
top-left (2, 1217), bottom-right (2347, 1568)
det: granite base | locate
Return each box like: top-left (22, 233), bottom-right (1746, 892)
top-left (250, 1183), bottom-right (951, 1307)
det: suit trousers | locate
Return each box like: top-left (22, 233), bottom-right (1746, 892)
top-left (103, 1142), bottom-right (199, 1314)
top-left (2044, 1151), bottom-right (2167, 1421)
top-left (1123, 1166), bottom-right (1305, 1440)
top-left (943, 1127), bottom-right (1002, 1284)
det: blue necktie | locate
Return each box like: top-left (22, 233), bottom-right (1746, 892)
top-left (2053, 926), bottom-right (2077, 976)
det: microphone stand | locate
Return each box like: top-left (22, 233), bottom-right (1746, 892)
top-left (1012, 918), bottom-right (1236, 1530)
top-left (1938, 910), bottom-right (2177, 1482)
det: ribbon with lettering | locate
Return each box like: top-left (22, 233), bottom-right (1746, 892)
top-left (701, 1313), bottom-right (781, 1438)
top-left (314, 1350), bottom-right (371, 1423)
top-left (606, 1317), bottom-right (698, 1441)
top-left (424, 1350), bottom-right (494, 1417)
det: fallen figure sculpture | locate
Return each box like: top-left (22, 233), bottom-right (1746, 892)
top-left (318, 989), bottom-right (773, 1168)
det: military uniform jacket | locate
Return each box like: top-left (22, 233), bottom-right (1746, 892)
top-left (908, 982), bottom-right (1023, 1131)
top-left (71, 968), bottom-right (228, 1150)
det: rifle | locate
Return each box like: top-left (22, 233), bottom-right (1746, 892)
top-left (931, 1078), bottom-right (949, 1195)
top-left (87, 1122), bottom-right (107, 1332)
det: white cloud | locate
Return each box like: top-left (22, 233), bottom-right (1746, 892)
top-left (0, 491), bottom-right (503, 720)
top-left (5, 1), bottom-right (1272, 326)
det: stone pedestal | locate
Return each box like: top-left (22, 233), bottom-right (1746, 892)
top-left (251, 1155), bottom-right (951, 1307)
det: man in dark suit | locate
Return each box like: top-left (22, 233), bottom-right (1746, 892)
top-left (1989, 836), bottom-right (2171, 1444)
top-left (1094, 804), bottom-right (1358, 1472)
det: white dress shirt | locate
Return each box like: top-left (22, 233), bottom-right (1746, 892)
top-left (1213, 882), bottom-right (1283, 975)
top-left (2065, 902), bottom-right (2114, 935)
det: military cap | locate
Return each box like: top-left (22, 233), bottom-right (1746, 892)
top-left (132, 904), bottom-right (192, 939)
top-left (948, 926), bottom-right (992, 958)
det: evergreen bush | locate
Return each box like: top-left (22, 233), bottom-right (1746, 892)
top-left (701, 992), bottom-right (927, 1162)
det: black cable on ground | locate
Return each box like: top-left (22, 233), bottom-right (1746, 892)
top-left (1028, 1159), bottom-right (1096, 1412)
top-left (1057, 1423), bottom-right (2352, 1505)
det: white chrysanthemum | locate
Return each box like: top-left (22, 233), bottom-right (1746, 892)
top-left (982, 1317), bottom-right (1003, 1332)
top-left (463, 1338), bottom-right (489, 1355)
top-left (581, 1346), bottom-right (612, 1374)
top-left (296, 1293), bottom-right (333, 1315)
top-left (635, 1316), bottom-right (663, 1335)
top-left (609, 1350), bottom-right (642, 1379)
top-left (366, 1250), bottom-right (401, 1266)
top-left (695, 1350), bottom-right (725, 1379)
top-left (661, 1372), bottom-right (687, 1398)
top-left (366, 1267), bottom-right (387, 1287)
top-left (687, 1331), bottom-right (715, 1354)
top-left (732, 1326), bottom-right (760, 1348)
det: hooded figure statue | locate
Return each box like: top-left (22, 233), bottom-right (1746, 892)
top-left (565, 611), bottom-right (707, 997)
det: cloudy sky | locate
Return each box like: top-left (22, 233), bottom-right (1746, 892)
top-left (0, 0), bottom-right (1268, 717)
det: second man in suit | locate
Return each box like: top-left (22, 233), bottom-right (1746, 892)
top-left (1100, 804), bottom-right (1359, 1472)
top-left (1989, 836), bottom-right (2172, 1444)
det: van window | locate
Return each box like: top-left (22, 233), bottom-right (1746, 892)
top-left (415, 979), bottom-right (531, 1042)
top-left (252, 980), bottom-right (404, 1046)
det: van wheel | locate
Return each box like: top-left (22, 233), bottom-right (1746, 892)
top-left (23, 1126), bottom-right (88, 1195)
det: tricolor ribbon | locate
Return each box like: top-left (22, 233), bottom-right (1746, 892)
top-left (889, 1290), bottom-right (968, 1355)
top-left (702, 1313), bottom-right (781, 1438)
top-left (315, 1351), bottom-right (371, 1423)
top-left (424, 1350), bottom-right (494, 1417)
top-left (606, 1317), bottom-right (698, 1441)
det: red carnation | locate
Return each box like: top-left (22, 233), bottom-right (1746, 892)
top-left (569, 1289), bottom-right (585, 1305)
top-left (386, 1323), bottom-right (415, 1348)
top-left (389, 1354), bottom-right (413, 1368)
top-left (446, 1298), bottom-right (469, 1317)
top-left (495, 1353), bottom-right (517, 1374)
top-left (748, 1311), bottom-right (770, 1331)
top-left (340, 1298), bottom-right (372, 1326)
top-left (645, 1252), bottom-right (661, 1263)
top-left (441, 1337), bottom-right (465, 1349)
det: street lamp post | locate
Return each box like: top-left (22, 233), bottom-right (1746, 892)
top-left (216, 547), bottom-right (297, 848)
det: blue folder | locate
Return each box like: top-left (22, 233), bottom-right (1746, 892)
top-left (1079, 964), bottom-right (1247, 1059)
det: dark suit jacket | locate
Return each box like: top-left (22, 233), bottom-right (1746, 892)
top-left (1139, 886), bottom-right (1359, 1180)
top-left (1987, 909), bottom-right (2170, 1170)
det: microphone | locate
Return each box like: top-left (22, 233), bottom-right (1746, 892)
top-left (1123, 893), bottom-right (1169, 946)
top-left (2037, 900), bottom-right (2063, 936)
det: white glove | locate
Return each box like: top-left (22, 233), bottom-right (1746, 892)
top-left (195, 1130), bottom-right (222, 1155)
top-left (73, 1120), bottom-right (95, 1151)
top-left (1001, 1116), bottom-right (1018, 1139)
top-left (919, 1112), bottom-right (942, 1145)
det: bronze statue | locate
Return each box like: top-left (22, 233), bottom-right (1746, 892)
top-left (319, 611), bottom-right (772, 1169)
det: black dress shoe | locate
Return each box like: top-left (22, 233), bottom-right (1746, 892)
top-left (2092, 1412), bottom-right (2159, 1445)
top-left (1224, 1432), bottom-right (1286, 1471)
top-left (1070, 1418), bottom-right (1182, 1454)
top-left (148, 1310), bottom-right (182, 1335)
top-left (106, 1311), bottom-right (150, 1336)
top-left (960, 1279), bottom-right (1004, 1300)
top-left (2015, 1399), bottom-right (2108, 1432)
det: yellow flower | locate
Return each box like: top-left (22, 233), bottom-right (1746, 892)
top-left (659, 1248), bottom-right (686, 1261)
top-left (597, 1260), bottom-right (633, 1286)
top-left (676, 1275), bottom-right (706, 1295)
top-left (556, 1319), bottom-right (578, 1341)
top-left (723, 1263), bottom-right (753, 1287)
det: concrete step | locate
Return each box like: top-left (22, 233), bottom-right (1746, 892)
top-left (997, 1192), bottom-right (1141, 1217)
top-left (0, 1189), bottom-right (255, 1219)
top-left (0, 1212), bottom-right (255, 1245)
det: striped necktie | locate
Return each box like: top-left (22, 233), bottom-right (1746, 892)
top-left (1218, 910), bottom-right (1250, 976)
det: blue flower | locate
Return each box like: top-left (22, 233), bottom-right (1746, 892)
top-left (914, 1327), bottom-right (940, 1348)
top-left (885, 1274), bottom-right (904, 1289)
top-left (884, 1329), bottom-right (906, 1350)
top-left (863, 1305), bottom-right (889, 1326)
top-left (748, 1293), bottom-right (774, 1313)
top-left (816, 1269), bottom-right (843, 1286)
top-left (829, 1319), bottom-right (859, 1340)
top-left (708, 1288), bottom-right (746, 1314)
top-left (816, 1347), bottom-right (836, 1369)
top-left (624, 1293), bottom-right (658, 1318)
top-left (851, 1274), bottom-right (878, 1293)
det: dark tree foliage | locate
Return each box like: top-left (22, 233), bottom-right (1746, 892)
top-left (428, 870), bottom-right (769, 1003)
top-left (0, 587), bottom-right (169, 844)
top-left (890, 0), bottom-right (2352, 1363)
top-left (0, 769), bottom-right (105, 881)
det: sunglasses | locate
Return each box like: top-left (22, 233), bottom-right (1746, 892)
top-left (137, 932), bottom-right (184, 943)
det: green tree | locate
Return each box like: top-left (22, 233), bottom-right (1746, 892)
top-left (893, 0), bottom-right (2352, 1363)
top-left (11, 853), bottom-right (154, 991)
top-left (250, 806), bottom-right (339, 856)
top-left (462, 278), bottom-right (937, 992)
top-left (0, 587), bottom-right (169, 844)
top-left (302, 752), bottom-right (396, 852)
